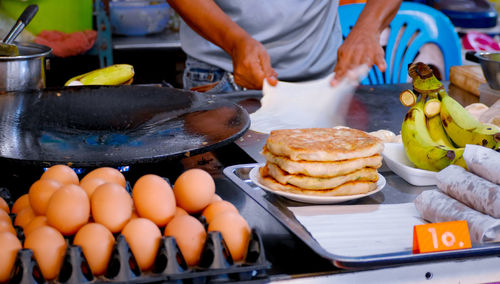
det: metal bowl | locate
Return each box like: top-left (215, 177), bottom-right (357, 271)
top-left (476, 52), bottom-right (500, 90)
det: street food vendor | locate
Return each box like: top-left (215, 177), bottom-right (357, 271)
top-left (167, 0), bottom-right (402, 92)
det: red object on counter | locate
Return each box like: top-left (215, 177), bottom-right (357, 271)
top-left (34, 30), bottom-right (97, 58)
top-left (462, 31), bottom-right (500, 51)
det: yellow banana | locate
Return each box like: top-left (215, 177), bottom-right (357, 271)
top-left (64, 64), bottom-right (134, 86)
top-left (438, 89), bottom-right (500, 149)
top-left (426, 114), bottom-right (455, 148)
top-left (402, 98), bottom-right (465, 172)
top-left (425, 111), bottom-right (467, 169)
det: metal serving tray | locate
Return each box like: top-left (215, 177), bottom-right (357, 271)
top-left (223, 163), bottom-right (500, 269)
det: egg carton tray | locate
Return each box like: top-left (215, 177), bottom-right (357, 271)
top-left (0, 189), bottom-right (271, 284)
top-left (8, 229), bottom-right (269, 284)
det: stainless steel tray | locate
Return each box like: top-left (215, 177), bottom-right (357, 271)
top-left (223, 163), bottom-right (500, 269)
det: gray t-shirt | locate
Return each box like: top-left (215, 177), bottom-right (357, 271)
top-left (179, 0), bottom-right (342, 82)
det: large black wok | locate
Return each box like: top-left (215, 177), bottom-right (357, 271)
top-left (0, 85), bottom-right (250, 167)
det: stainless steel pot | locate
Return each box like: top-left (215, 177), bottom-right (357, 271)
top-left (466, 51), bottom-right (500, 90)
top-left (0, 42), bottom-right (51, 92)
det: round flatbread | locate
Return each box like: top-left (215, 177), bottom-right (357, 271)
top-left (264, 162), bottom-right (379, 190)
top-left (258, 166), bottom-right (378, 196)
top-left (265, 128), bottom-right (383, 161)
top-left (262, 147), bottom-right (382, 177)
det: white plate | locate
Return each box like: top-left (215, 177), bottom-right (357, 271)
top-left (249, 166), bottom-right (386, 204)
top-left (381, 142), bottom-right (436, 186)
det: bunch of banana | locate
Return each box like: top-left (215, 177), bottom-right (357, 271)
top-left (438, 89), bottom-right (500, 148)
top-left (401, 96), bottom-right (465, 171)
top-left (399, 62), bottom-right (500, 171)
top-left (64, 64), bottom-right (135, 86)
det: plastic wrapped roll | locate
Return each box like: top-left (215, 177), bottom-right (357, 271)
top-left (436, 165), bottom-right (500, 218)
top-left (463, 144), bottom-right (500, 185)
top-left (414, 190), bottom-right (500, 243)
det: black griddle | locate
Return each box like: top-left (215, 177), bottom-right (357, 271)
top-left (0, 85), bottom-right (250, 167)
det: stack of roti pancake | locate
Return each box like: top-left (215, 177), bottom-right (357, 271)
top-left (257, 128), bottom-right (384, 196)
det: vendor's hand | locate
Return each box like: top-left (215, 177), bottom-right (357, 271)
top-left (331, 28), bottom-right (386, 86)
top-left (231, 36), bottom-right (278, 90)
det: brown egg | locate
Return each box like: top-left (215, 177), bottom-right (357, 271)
top-left (41, 164), bottom-right (79, 186)
top-left (0, 232), bottom-right (22, 282)
top-left (121, 218), bottom-right (162, 271)
top-left (29, 179), bottom-right (62, 215)
top-left (11, 194), bottom-right (30, 214)
top-left (208, 212), bottom-right (250, 262)
top-left (173, 169), bottom-right (215, 214)
top-left (24, 216), bottom-right (48, 237)
top-left (132, 174), bottom-right (176, 227)
top-left (0, 197), bottom-right (9, 213)
top-left (0, 220), bottom-right (16, 235)
top-left (164, 215), bottom-right (206, 266)
top-left (74, 223), bottom-right (115, 276)
top-left (0, 209), bottom-right (12, 225)
top-left (79, 177), bottom-right (107, 198)
top-left (202, 200), bottom-right (238, 224)
top-left (91, 183), bottom-right (132, 233)
top-left (14, 207), bottom-right (36, 230)
top-left (46, 184), bottom-right (90, 236)
top-left (174, 207), bottom-right (188, 218)
top-left (24, 226), bottom-right (67, 280)
top-left (81, 167), bottom-right (126, 188)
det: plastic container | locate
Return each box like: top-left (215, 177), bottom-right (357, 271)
top-left (381, 142), bottom-right (437, 186)
top-left (8, 229), bottom-right (270, 283)
top-left (109, 0), bottom-right (171, 36)
top-left (0, 0), bottom-right (93, 35)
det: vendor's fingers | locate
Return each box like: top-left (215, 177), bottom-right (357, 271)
top-left (261, 61), bottom-right (278, 86)
top-left (266, 76), bottom-right (278, 86)
top-left (331, 61), bottom-right (370, 86)
top-left (373, 47), bottom-right (386, 72)
top-left (234, 61), bottom-right (265, 89)
top-left (259, 53), bottom-right (278, 86)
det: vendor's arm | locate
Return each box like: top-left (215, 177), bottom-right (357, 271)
top-left (168, 0), bottom-right (277, 89)
top-left (332, 0), bottom-right (402, 85)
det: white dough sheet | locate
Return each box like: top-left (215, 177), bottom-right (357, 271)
top-left (414, 190), bottom-right (500, 243)
top-left (249, 65), bottom-right (369, 134)
top-left (463, 144), bottom-right (500, 185)
top-left (437, 165), bottom-right (500, 218)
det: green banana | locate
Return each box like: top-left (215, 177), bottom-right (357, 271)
top-left (65, 64), bottom-right (134, 86)
top-left (408, 62), bottom-right (443, 97)
top-left (401, 98), bottom-right (465, 172)
top-left (438, 89), bottom-right (500, 149)
top-left (400, 89), bottom-right (417, 107)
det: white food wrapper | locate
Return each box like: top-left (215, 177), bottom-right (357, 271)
top-left (414, 190), bottom-right (500, 243)
top-left (463, 144), bottom-right (500, 185)
top-left (437, 165), bottom-right (500, 218)
top-left (249, 65), bottom-right (369, 134)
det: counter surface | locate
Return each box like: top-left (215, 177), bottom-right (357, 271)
top-left (2, 82), bottom-right (498, 282)
top-left (190, 83), bottom-right (500, 282)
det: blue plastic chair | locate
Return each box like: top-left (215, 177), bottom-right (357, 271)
top-left (338, 2), bottom-right (462, 84)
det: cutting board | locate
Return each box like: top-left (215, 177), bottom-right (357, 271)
top-left (449, 65), bottom-right (486, 96)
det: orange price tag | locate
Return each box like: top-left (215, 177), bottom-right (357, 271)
top-left (413, 220), bottom-right (472, 254)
